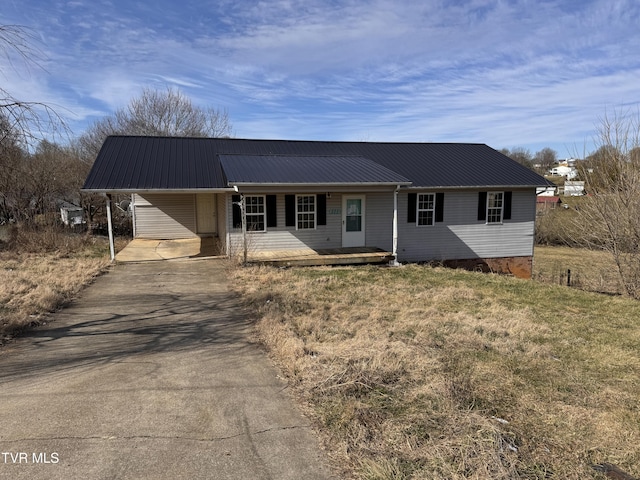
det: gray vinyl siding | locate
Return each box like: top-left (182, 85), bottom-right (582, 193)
top-left (397, 189), bottom-right (535, 262)
top-left (226, 191), bottom-right (397, 253)
top-left (364, 192), bottom-right (394, 251)
top-left (217, 194), bottom-right (227, 249)
top-left (227, 193), bottom-right (342, 252)
top-left (134, 193), bottom-right (197, 239)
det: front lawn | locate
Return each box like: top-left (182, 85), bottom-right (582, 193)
top-left (234, 263), bottom-right (640, 479)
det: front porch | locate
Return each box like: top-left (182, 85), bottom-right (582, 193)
top-left (115, 238), bottom-right (394, 266)
top-left (248, 247), bottom-right (395, 267)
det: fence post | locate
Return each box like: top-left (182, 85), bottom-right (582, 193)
top-left (567, 269), bottom-right (571, 287)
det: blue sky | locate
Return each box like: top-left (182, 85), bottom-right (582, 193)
top-left (2, 0), bottom-right (639, 157)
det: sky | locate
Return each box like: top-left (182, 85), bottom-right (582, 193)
top-left (2, 0), bottom-right (639, 157)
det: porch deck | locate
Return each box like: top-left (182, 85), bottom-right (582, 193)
top-left (115, 238), bottom-right (394, 266)
top-left (248, 247), bottom-right (395, 267)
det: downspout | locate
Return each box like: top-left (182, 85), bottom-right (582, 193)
top-left (391, 185), bottom-right (400, 266)
top-left (105, 194), bottom-right (115, 262)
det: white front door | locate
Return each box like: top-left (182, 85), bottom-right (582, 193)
top-left (342, 195), bottom-right (365, 247)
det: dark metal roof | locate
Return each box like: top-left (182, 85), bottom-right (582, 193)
top-left (83, 136), bottom-right (551, 191)
top-left (83, 136), bottom-right (226, 191)
top-left (219, 154), bottom-right (411, 184)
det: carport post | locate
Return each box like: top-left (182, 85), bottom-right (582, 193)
top-left (105, 194), bottom-right (115, 262)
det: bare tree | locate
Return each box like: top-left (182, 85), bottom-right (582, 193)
top-left (0, 25), bottom-right (68, 146)
top-left (534, 147), bottom-right (558, 174)
top-left (500, 147), bottom-right (534, 169)
top-left (0, 133), bottom-right (89, 224)
top-left (570, 110), bottom-right (640, 298)
top-left (77, 86), bottom-right (233, 162)
top-left (0, 112), bottom-right (26, 222)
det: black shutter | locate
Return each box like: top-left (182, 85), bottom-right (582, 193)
top-left (317, 194), bottom-right (326, 226)
top-left (477, 192), bottom-right (487, 221)
top-left (266, 195), bottom-right (277, 228)
top-left (232, 194), bottom-right (241, 228)
top-left (285, 195), bottom-right (295, 227)
top-left (503, 191), bottom-right (512, 220)
top-left (435, 192), bottom-right (444, 223)
top-left (407, 193), bottom-right (417, 223)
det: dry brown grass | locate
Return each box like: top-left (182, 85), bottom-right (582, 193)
top-left (233, 264), bottom-right (640, 479)
top-left (534, 245), bottom-right (622, 295)
top-left (0, 234), bottom-right (113, 343)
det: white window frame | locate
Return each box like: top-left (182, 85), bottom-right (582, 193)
top-left (296, 194), bottom-right (316, 230)
top-left (486, 191), bottom-right (504, 224)
top-left (416, 193), bottom-right (435, 226)
top-left (245, 195), bottom-right (266, 232)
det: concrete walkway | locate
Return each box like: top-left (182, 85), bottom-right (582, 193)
top-left (0, 260), bottom-right (336, 480)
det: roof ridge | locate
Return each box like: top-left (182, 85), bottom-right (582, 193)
top-left (105, 135), bottom-right (487, 146)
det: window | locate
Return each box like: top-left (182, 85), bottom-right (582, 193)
top-left (245, 195), bottom-right (266, 232)
top-left (296, 195), bottom-right (316, 229)
top-left (486, 192), bottom-right (504, 224)
top-left (417, 193), bottom-right (435, 226)
top-left (408, 192), bottom-right (444, 224)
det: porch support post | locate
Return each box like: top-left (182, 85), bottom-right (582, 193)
top-left (391, 185), bottom-right (400, 266)
top-left (130, 193), bottom-right (136, 237)
top-left (105, 194), bottom-right (116, 262)
top-left (240, 194), bottom-right (247, 265)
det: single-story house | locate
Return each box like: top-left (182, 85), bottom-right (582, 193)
top-left (83, 136), bottom-right (552, 278)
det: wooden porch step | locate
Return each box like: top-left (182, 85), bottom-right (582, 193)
top-left (248, 247), bottom-right (395, 267)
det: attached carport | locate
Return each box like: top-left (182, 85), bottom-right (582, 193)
top-left (82, 136), bottom-right (235, 261)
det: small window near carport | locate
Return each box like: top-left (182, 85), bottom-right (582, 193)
top-left (232, 194), bottom-right (277, 230)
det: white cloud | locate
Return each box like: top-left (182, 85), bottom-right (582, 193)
top-left (1, 0), bottom-right (639, 154)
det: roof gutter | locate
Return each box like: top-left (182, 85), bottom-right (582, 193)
top-left (227, 181), bottom-right (412, 187)
top-left (404, 184), bottom-right (551, 190)
top-left (81, 187), bottom-right (237, 194)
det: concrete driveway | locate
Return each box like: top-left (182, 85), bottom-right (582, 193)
top-left (0, 260), bottom-right (336, 480)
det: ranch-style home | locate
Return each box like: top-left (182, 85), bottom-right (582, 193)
top-left (83, 136), bottom-right (551, 278)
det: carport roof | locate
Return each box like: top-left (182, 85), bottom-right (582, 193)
top-left (83, 136), bottom-right (552, 192)
top-left (83, 136), bottom-right (227, 191)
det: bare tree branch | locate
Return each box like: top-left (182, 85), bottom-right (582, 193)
top-left (0, 25), bottom-right (68, 146)
top-left (77, 86), bottom-right (233, 161)
top-left (569, 109), bottom-right (640, 298)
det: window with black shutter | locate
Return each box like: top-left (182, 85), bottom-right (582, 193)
top-left (232, 194), bottom-right (242, 228)
top-left (266, 195), bottom-right (277, 228)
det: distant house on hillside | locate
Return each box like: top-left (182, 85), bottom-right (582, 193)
top-left (550, 165), bottom-right (577, 179)
top-left (83, 136), bottom-right (551, 278)
top-left (564, 181), bottom-right (585, 196)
